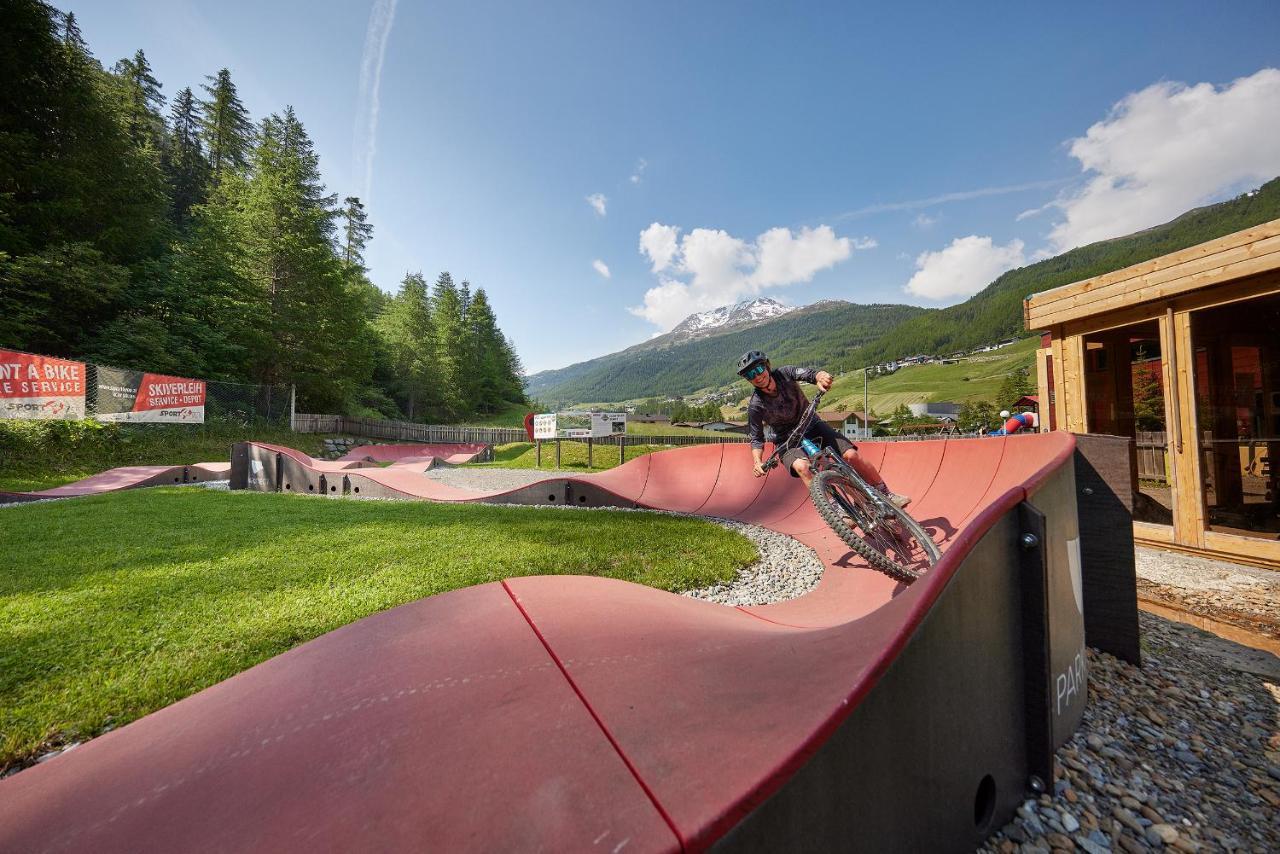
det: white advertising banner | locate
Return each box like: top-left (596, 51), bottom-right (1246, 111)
top-left (533, 412), bottom-right (627, 439)
top-left (0, 349), bottom-right (87, 420)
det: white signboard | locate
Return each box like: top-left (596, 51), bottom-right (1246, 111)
top-left (532, 411), bottom-right (628, 439)
top-left (592, 412), bottom-right (627, 436)
top-left (533, 414), bottom-right (558, 440)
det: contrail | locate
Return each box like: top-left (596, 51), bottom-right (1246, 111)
top-left (836, 177), bottom-right (1073, 219)
top-left (354, 0), bottom-right (398, 205)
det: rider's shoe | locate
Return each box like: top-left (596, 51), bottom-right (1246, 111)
top-left (876, 483), bottom-right (911, 509)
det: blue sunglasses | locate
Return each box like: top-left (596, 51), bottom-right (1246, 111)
top-left (742, 363), bottom-right (767, 380)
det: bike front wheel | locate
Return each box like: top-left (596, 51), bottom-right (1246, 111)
top-left (809, 469), bottom-right (939, 584)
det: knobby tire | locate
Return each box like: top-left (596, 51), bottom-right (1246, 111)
top-left (809, 469), bottom-right (938, 584)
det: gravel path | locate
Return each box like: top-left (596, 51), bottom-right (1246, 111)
top-left (1136, 547), bottom-right (1280, 641)
top-left (980, 612), bottom-right (1280, 853)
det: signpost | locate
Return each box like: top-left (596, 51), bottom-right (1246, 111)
top-left (530, 411), bottom-right (627, 469)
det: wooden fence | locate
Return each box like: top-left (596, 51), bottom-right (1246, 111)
top-left (1135, 431), bottom-right (1168, 482)
top-left (294, 413), bottom-right (992, 448)
top-left (292, 413), bottom-right (747, 447)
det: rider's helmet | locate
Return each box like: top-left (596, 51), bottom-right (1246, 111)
top-left (737, 350), bottom-right (769, 378)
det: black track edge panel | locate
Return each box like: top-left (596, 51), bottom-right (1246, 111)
top-left (713, 465), bottom-right (1085, 853)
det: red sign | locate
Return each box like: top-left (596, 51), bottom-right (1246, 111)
top-left (0, 349), bottom-right (87, 420)
top-left (96, 367), bottom-right (206, 423)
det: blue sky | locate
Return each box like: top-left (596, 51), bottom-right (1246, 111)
top-left (63, 1), bottom-right (1280, 372)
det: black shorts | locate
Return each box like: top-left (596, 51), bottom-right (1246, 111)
top-left (779, 419), bottom-right (856, 477)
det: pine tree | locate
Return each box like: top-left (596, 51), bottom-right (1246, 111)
top-left (163, 86), bottom-right (210, 229)
top-left (237, 107), bottom-right (365, 408)
top-left (376, 272), bottom-right (440, 419)
top-left (199, 68), bottom-right (253, 180)
top-left (111, 49), bottom-right (166, 149)
top-left (0, 1), bottom-right (167, 353)
top-left (338, 196), bottom-right (374, 271)
top-left (431, 272), bottom-right (465, 418)
top-left (997, 366), bottom-right (1035, 411)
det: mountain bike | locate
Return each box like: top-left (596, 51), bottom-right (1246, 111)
top-left (762, 391), bottom-right (941, 583)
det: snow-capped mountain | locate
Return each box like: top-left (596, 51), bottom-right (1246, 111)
top-left (666, 298), bottom-right (795, 341)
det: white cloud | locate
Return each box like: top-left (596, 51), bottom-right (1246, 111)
top-left (586, 193), bottom-right (607, 216)
top-left (352, 0), bottom-right (398, 205)
top-left (904, 236), bottom-right (1025, 301)
top-left (1047, 68), bottom-right (1280, 251)
top-left (630, 157), bottom-right (648, 184)
top-left (912, 213), bottom-right (936, 229)
top-left (631, 223), bottom-right (862, 329)
top-left (851, 236), bottom-right (878, 250)
top-left (592, 259), bottom-right (611, 279)
top-left (638, 222), bottom-right (681, 272)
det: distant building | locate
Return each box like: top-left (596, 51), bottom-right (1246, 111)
top-left (818, 409), bottom-right (872, 440)
top-left (1013, 394), bottom-right (1039, 413)
top-left (631, 413), bottom-right (671, 424)
top-left (907, 402), bottom-right (962, 422)
top-left (701, 420), bottom-right (748, 434)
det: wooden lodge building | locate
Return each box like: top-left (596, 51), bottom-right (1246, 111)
top-left (1025, 219), bottom-right (1280, 567)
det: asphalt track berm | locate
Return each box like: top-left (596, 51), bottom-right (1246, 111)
top-left (0, 433), bottom-right (1093, 853)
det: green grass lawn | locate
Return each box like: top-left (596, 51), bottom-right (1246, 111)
top-left (474, 441), bottom-right (685, 472)
top-left (0, 421), bottom-right (329, 493)
top-left (624, 421), bottom-right (734, 436)
top-left (0, 487), bottom-right (756, 771)
top-left (824, 337), bottom-right (1040, 416)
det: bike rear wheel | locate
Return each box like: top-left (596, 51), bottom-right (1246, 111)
top-left (809, 469), bottom-right (938, 584)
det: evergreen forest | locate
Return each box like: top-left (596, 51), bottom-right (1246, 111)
top-left (0, 1), bottom-right (527, 421)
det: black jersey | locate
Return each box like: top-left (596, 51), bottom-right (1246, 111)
top-left (745, 366), bottom-right (818, 449)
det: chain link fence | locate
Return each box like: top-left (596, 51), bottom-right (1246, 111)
top-left (1, 347), bottom-right (292, 428)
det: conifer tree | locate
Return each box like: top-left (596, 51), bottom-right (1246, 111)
top-left (111, 49), bottom-right (166, 149)
top-left (431, 272), bottom-right (465, 417)
top-left (238, 107), bottom-right (364, 407)
top-left (376, 272), bottom-right (440, 419)
top-left (163, 86), bottom-right (210, 229)
top-left (338, 196), bottom-right (374, 271)
top-left (199, 68), bottom-right (253, 180)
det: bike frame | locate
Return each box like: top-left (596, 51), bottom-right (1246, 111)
top-left (762, 393), bottom-right (898, 530)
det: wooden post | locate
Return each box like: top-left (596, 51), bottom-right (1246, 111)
top-left (536, 440), bottom-right (541, 467)
top-left (587, 437), bottom-right (593, 468)
top-left (619, 436), bottom-right (625, 465)
top-left (555, 440), bottom-right (561, 469)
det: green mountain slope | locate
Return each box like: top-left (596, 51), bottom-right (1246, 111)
top-left (525, 302), bottom-right (927, 405)
top-left (846, 178), bottom-right (1280, 367)
top-left (528, 178), bottom-right (1280, 406)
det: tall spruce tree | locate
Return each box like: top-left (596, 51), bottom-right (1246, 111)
top-left (238, 107), bottom-right (370, 407)
top-left (338, 196), bottom-right (374, 271)
top-left (431, 272), bottom-right (465, 418)
top-left (199, 68), bottom-right (253, 180)
top-left (376, 272), bottom-right (440, 419)
top-left (163, 86), bottom-right (210, 229)
top-left (111, 49), bottom-right (166, 149)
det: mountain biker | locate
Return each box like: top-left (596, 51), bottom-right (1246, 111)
top-left (738, 350), bottom-right (910, 508)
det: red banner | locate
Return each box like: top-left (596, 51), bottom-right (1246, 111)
top-left (0, 349), bottom-right (87, 420)
top-left (96, 367), bottom-right (205, 423)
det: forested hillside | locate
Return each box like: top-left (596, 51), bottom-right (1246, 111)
top-left (844, 176), bottom-right (1280, 367)
top-left (0, 1), bottom-right (526, 421)
top-left (526, 302), bottom-right (927, 405)
top-left (529, 176), bottom-right (1280, 405)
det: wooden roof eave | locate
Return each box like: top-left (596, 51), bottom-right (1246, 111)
top-left (1023, 219), bottom-right (1280, 331)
